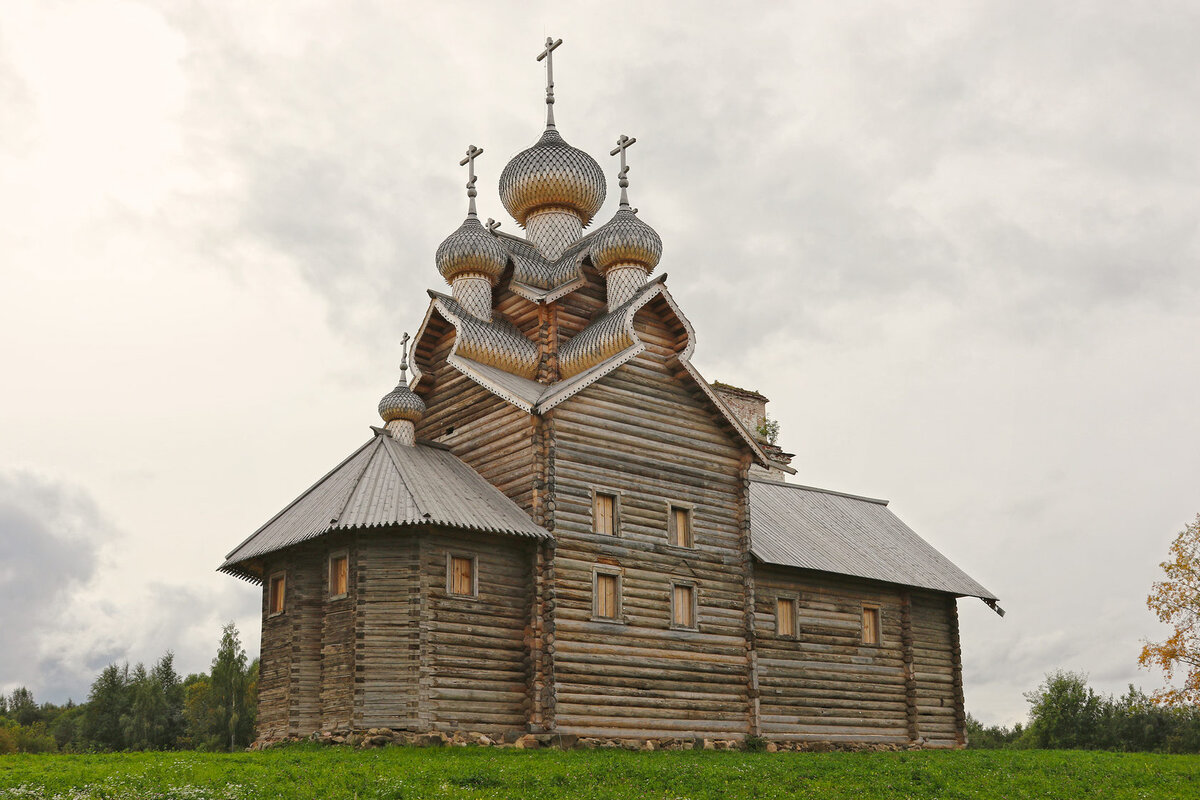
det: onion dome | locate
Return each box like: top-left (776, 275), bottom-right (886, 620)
top-left (590, 208), bottom-right (662, 274)
top-left (378, 333), bottom-right (425, 424)
top-left (378, 378), bottom-right (425, 424)
top-left (435, 215), bottom-right (508, 285)
top-left (499, 128), bottom-right (607, 227)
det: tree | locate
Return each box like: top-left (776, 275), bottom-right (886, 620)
top-left (1140, 513), bottom-right (1200, 706)
top-left (7, 687), bottom-right (38, 726)
top-left (1025, 670), bottom-right (1103, 749)
top-left (83, 663), bottom-right (130, 751)
top-left (208, 623), bottom-right (255, 750)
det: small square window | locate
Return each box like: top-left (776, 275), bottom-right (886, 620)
top-left (449, 555), bottom-right (476, 597)
top-left (668, 505), bottom-right (693, 548)
top-left (593, 492), bottom-right (617, 535)
top-left (329, 554), bottom-right (348, 598)
top-left (777, 598), bottom-right (797, 637)
top-left (672, 583), bottom-right (696, 629)
top-left (594, 572), bottom-right (619, 620)
top-left (268, 573), bottom-right (286, 616)
top-left (862, 605), bottom-right (881, 645)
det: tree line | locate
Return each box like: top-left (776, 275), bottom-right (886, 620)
top-left (968, 671), bottom-right (1200, 753)
top-left (0, 623), bottom-right (256, 754)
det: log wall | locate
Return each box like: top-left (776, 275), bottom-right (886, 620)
top-left (752, 564), bottom-right (964, 746)
top-left (548, 305), bottom-right (751, 739)
top-left (413, 322), bottom-right (536, 515)
top-left (421, 528), bottom-right (535, 734)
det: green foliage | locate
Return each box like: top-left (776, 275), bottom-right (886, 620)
top-left (1, 748), bottom-right (1199, 799)
top-left (755, 416), bottom-right (780, 446)
top-left (182, 624), bottom-right (257, 751)
top-left (7, 687), bottom-right (38, 727)
top-left (1025, 670), bottom-right (1104, 749)
top-left (742, 733), bottom-right (768, 752)
top-left (969, 674), bottom-right (1200, 753)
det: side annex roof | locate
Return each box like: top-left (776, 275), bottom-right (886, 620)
top-left (749, 478), bottom-right (997, 602)
top-left (219, 431), bottom-right (550, 582)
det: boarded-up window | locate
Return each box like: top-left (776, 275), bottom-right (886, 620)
top-left (777, 598), bottom-right (796, 637)
top-left (450, 555), bottom-right (474, 597)
top-left (862, 606), bottom-right (881, 645)
top-left (668, 506), bottom-right (693, 547)
top-left (593, 492), bottom-right (616, 535)
top-left (595, 573), bottom-right (618, 619)
top-left (672, 584), bottom-right (695, 628)
top-left (268, 573), bottom-right (285, 615)
top-left (329, 554), bottom-right (348, 597)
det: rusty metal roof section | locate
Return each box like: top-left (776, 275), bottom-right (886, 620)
top-left (749, 478), bottom-right (997, 601)
top-left (220, 432), bottom-right (549, 582)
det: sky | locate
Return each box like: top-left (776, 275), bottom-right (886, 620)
top-left (1, 1), bottom-right (1197, 726)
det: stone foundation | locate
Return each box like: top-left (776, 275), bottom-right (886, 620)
top-left (252, 728), bottom-right (943, 752)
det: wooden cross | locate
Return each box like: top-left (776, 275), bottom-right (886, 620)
top-left (486, 218), bottom-right (502, 233)
top-left (610, 134), bottom-right (638, 208)
top-left (399, 331), bottom-right (411, 377)
top-left (458, 145), bottom-right (483, 216)
top-left (537, 37), bottom-right (563, 125)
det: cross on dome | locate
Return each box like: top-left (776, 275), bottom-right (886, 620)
top-left (610, 134), bottom-right (638, 210)
top-left (399, 331), bottom-right (411, 379)
top-left (537, 37), bottom-right (563, 128)
top-left (459, 145), bottom-right (484, 217)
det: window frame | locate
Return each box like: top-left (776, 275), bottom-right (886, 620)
top-left (670, 581), bottom-right (699, 631)
top-left (861, 603), bottom-right (882, 646)
top-left (590, 486), bottom-right (622, 537)
top-left (327, 550), bottom-right (349, 600)
top-left (666, 501), bottom-right (695, 549)
top-left (446, 553), bottom-right (479, 599)
top-left (776, 595), bottom-right (798, 639)
top-left (591, 565), bottom-right (624, 623)
top-left (267, 571), bottom-right (287, 618)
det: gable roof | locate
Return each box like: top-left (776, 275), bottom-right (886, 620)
top-left (749, 478), bottom-right (996, 601)
top-left (410, 276), bottom-right (791, 473)
top-left (219, 432), bottom-right (549, 582)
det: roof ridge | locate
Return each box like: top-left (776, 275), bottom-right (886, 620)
top-left (332, 436), bottom-right (389, 527)
top-left (749, 477), bottom-right (889, 506)
top-left (378, 435), bottom-right (428, 520)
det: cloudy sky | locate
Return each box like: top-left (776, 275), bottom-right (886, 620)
top-left (2, 2), bottom-right (1197, 725)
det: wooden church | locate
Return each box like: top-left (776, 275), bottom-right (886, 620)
top-left (220, 39), bottom-right (998, 749)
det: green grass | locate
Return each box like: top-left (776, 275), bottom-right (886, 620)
top-left (1, 746), bottom-right (1197, 799)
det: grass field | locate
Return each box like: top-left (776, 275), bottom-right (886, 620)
top-left (1, 745), bottom-right (1197, 799)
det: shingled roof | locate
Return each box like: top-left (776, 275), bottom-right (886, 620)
top-left (219, 431), bottom-right (549, 582)
top-left (749, 478), bottom-right (996, 601)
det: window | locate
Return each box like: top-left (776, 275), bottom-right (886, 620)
top-left (672, 583), bottom-right (696, 629)
top-left (594, 571), bottom-right (619, 620)
top-left (593, 491), bottom-right (617, 535)
top-left (668, 505), bottom-right (693, 548)
top-left (268, 573), bottom-right (286, 616)
top-left (862, 605), bottom-right (881, 645)
top-left (776, 597), bottom-right (797, 637)
top-left (328, 553), bottom-right (348, 598)
top-left (448, 555), bottom-right (476, 597)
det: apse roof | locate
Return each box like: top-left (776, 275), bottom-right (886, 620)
top-left (219, 432), bottom-right (549, 582)
top-left (749, 478), bottom-right (997, 601)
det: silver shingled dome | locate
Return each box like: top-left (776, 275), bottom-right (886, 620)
top-left (435, 216), bottom-right (509, 285)
top-left (378, 379), bottom-right (426, 424)
top-left (499, 129), bottom-right (607, 227)
top-left (589, 208), bottom-right (663, 274)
